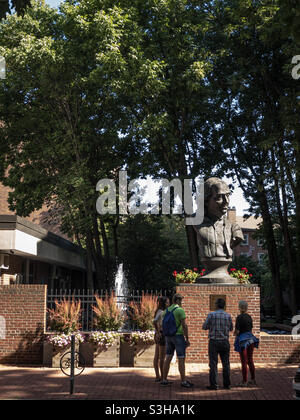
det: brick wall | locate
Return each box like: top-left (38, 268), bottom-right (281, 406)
top-left (0, 285), bottom-right (47, 365)
top-left (235, 229), bottom-right (266, 261)
top-left (259, 335), bottom-right (300, 364)
top-left (177, 283), bottom-right (260, 363)
top-left (0, 182), bottom-right (70, 239)
top-left (0, 255), bottom-right (23, 285)
top-left (177, 283), bottom-right (300, 364)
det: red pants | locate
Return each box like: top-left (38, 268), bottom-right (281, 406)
top-left (239, 343), bottom-right (255, 382)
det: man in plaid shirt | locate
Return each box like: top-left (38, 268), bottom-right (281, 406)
top-left (202, 298), bottom-right (233, 390)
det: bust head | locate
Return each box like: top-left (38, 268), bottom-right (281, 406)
top-left (204, 178), bottom-right (230, 219)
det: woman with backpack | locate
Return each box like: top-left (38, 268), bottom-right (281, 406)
top-left (153, 296), bottom-right (170, 382)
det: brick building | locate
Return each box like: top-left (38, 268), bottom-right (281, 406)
top-left (0, 183), bottom-right (87, 289)
top-left (227, 207), bottom-right (267, 262)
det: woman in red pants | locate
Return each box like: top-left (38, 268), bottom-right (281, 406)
top-left (234, 301), bottom-right (259, 387)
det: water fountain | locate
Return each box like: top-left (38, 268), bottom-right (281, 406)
top-left (114, 262), bottom-right (129, 317)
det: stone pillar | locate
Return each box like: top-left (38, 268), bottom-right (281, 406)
top-left (177, 283), bottom-right (260, 363)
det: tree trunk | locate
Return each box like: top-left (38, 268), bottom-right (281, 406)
top-left (295, 147), bottom-right (300, 308)
top-left (259, 188), bottom-right (283, 322)
top-left (273, 147), bottom-right (297, 314)
top-left (279, 164), bottom-right (298, 314)
top-left (92, 214), bottom-right (106, 290)
top-left (85, 232), bottom-right (94, 290)
top-left (185, 225), bottom-right (199, 269)
top-left (112, 214), bottom-right (120, 258)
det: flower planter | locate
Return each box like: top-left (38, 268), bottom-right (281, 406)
top-left (120, 338), bottom-right (135, 367)
top-left (43, 342), bottom-right (79, 368)
top-left (134, 342), bottom-right (156, 367)
top-left (80, 339), bottom-right (120, 367)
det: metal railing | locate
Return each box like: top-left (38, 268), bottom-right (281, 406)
top-left (46, 288), bottom-right (173, 332)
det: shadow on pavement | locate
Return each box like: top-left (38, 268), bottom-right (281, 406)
top-left (0, 364), bottom-right (296, 400)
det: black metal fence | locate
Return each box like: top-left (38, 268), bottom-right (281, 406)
top-left (46, 289), bottom-right (173, 332)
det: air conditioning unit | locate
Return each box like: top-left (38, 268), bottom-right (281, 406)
top-left (0, 254), bottom-right (9, 270)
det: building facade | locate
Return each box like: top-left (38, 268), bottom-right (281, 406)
top-left (0, 183), bottom-right (87, 289)
top-left (227, 207), bottom-right (267, 262)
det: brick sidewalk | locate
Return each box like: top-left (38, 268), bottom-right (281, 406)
top-left (0, 363), bottom-right (296, 400)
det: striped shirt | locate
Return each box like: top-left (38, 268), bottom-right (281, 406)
top-left (202, 310), bottom-right (233, 340)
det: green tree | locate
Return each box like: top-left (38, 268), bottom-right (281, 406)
top-left (0, 1), bottom-right (142, 288)
top-left (118, 214), bottom-right (188, 290)
top-left (0, 0), bottom-right (31, 19)
top-left (204, 0), bottom-right (300, 319)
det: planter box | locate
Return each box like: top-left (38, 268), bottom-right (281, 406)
top-left (80, 340), bottom-right (120, 368)
top-left (134, 343), bottom-right (155, 367)
top-left (120, 339), bottom-right (135, 367)
top-left (43, 342), bottom-right (79, 368)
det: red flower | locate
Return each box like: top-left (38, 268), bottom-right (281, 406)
top-left (249, 274), bottom-right (253, 277)
top-left (202, 269), bottom-right (206, 272)
top-left (230, 268), bottom-right (236, 271)
top-left (173, 271), bottom-right (177, 277)
top-left (194, 268), bottom-right (198, 271)
top-left (241, 267), bottom-right (248, 271)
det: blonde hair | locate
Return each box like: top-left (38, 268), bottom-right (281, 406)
top-left (239, 300), bottom-right (248, 312)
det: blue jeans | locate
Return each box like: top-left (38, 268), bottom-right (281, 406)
top-left (166, 335), bottom-right (187, 359)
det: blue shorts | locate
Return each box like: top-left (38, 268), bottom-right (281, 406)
top-left (166, 335), bottom-right (187, 359)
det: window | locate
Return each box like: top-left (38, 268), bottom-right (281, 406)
top-left (258, 253), bottom-right (266, 263)
top-left (241, 233), bottom-right (249, 246)
top-left (257, 239), bottom-right (264, 247)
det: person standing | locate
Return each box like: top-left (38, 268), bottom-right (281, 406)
top-left (161, 293), bottom-right (194, 388)
top-left (202, 298), bottom-right (233, 390)
top-left (234, 301), bottom-right (259, 387)
top-left (153, 296), bottom-right (169, 382)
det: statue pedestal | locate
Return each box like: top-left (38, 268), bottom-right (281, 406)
top-left (176, 283), bottom-right (260, 363)
top-left (198, 257), bottom-right (237, 284)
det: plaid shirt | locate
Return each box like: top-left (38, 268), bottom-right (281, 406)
top-left (202, 310), bottom-right (233, 340)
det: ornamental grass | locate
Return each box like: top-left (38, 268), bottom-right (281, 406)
top-left (93, 292), bottom-right (124, 331)
top-left (47, 297), bottom-right (82, 334)
top-left (127, 293), bottom-right (157, 332)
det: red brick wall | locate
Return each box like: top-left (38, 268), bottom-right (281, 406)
top-left (177, 283), bottom-right (300, 364)
top-left (0, 285), bottom-right (47, 365)
top-left (177, 283), bottom-right (260, 363)
top-left (0, 182), bottom-right (70, 239)
top-left (259, 335), bottom-right (300, 364)
top-left (234, 229), bottom-right (267, 262)
top-left (0, 255), bottom-right (23, 285)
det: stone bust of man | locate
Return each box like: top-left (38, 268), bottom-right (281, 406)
top-left (193, 177), bottom-right (244, 283)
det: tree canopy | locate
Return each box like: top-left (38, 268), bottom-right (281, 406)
top-left (0, 0), bottom-right (300, 317)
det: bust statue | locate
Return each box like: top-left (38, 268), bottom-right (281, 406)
top-left (193, 177), bottom-right (244, 283)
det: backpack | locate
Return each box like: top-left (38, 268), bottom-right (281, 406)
top-left (162, 307), bottom-right (179, 337)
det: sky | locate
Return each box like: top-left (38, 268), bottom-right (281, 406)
top-left (45, 0), bottom-right (61, 7)
top-left (44, 0), bottom-right (249, 215)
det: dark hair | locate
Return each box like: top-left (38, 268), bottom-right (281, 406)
top-left (154, 296), bottom-right (169, 318)
top-left (216, 298), bottom-right (225, 309)
top-left (172, 293), bottom-right (183, 304)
